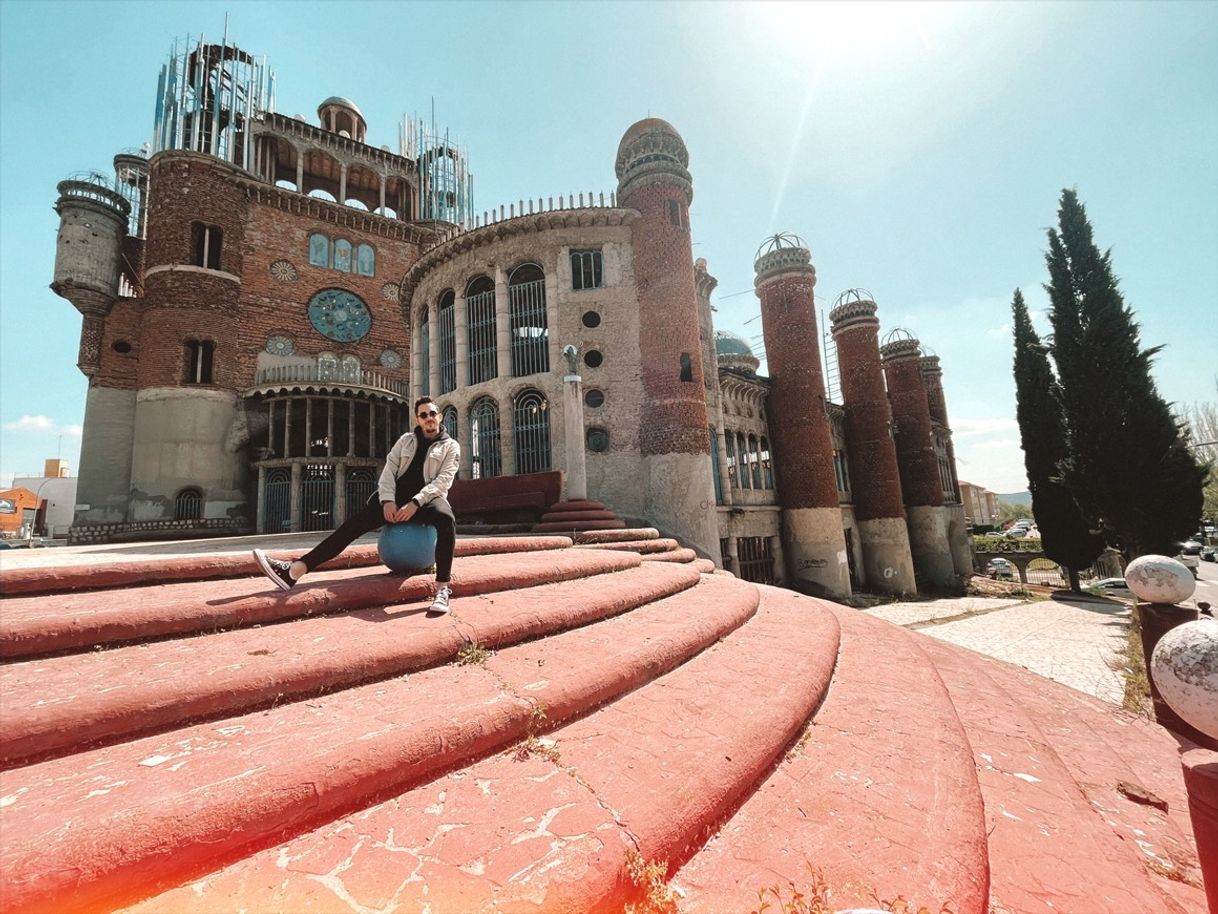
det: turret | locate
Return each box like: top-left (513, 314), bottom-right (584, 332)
top-left (754, 233), bottom-right (851, 598)
top-left (51, 173), bottom-right (130, 376)
top-left (920, 353), bottom-right (973, 577)
top-left (318, 96), bottom-right (367, 142)
top-left (829, 290), bottom-right (916, 594)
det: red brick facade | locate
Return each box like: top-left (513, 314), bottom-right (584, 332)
top-left (883, 345), bottom-right (943, 509)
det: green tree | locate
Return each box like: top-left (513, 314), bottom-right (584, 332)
top-left (1182, 391), bottom-right (1218, 524)
top-left (1045, 190), bottom-right (1206, 558)
top-left (1011, 288), bottom-right (1103, 590)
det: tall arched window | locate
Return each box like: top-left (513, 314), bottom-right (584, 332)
top-left (748, 434), bottom-right (762, 488)
top-left (174, 487), bottom-right (203, 520)
top-left (725, 433), bottom-right (737, 489)
top-left (465, 276), bottom-right (497, 385)
top-left (509, 263), bottom-right (548, 377)
top-left (513, 388), bottom-right (551, 475)
top-left (738, 433), bottom-right (751, 489)
top-left (184, 339), bottom-right (214, 384)
top-left (333, 239), bottom-right (353, 272)
top-left (419, 312), bottom-right (430, 397)
top-left (356, 244), bottom-right (375, 276)
top-left (761, 436), bottom-right (774, 489)
top-left (442, 405), bottom-right (458, 441)
top-left (308, 233), bottom-right (330, 267)
top-left (318, 352), bottom-right (338, 381)
top-left (469, 396), bottom-right (501, 478)
top-left (437, 290), bottom-right (457, 394)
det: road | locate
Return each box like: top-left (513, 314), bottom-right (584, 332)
top-left (1191, 554), bottom-right (1218, 610)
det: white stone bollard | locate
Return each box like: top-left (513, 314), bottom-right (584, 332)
top-left (1125, 554), bottom-right (1196, 604)
top-left (1150, 618), bottom-right (1218, 740)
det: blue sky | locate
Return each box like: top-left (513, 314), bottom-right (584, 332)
top-left (1, 0), bottom-right (1215, 494)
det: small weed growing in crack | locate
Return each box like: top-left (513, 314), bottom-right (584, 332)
top-left (455, 641), bottom-right (489, 666)
top-left (514, 735), bottom-right (561, 764)
top-left (750, 867), bottom-right (953, 914)
top-left (785, 726), bottom-right (813, 762)
top-left (624, 849), bottom-right (677, 914)
top-left (529, 703), bottom-right (548, 733)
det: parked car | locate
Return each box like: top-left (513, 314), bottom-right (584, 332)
top-left (1202, 544), bottom-right (1216, 562)
top-left (986, 558), bottom-right (1015, 580)
top-left (1092, 577), bottom-right (1131, 595)
top-left (1176, 541), bottom-right (1201, 578)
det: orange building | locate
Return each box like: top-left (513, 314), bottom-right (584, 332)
top-left (0, 488), bottom-right (41, 536)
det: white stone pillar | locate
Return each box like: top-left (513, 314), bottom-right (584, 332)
top-left (339, 164), bottom-right (348, 205)
top-left (494, 266), bottom-right (511, 379)
top-left (335, 462), bottom-right (347, 525)
top-left (428, 296), bottom-right (440, 396)
top-left (290, 462), bottom-right (302, 532)
top-left (378, 176), bottom-right (386, 216)
top-left (256, 465), bottom-right (266, 533)
top-left (454, 292), bottom-right (469, 387)
top-left (563, 373), bottom-right (587, 500)
top-left (295, 155), bottom-right (304, 193)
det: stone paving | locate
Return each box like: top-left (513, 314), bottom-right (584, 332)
top-left (865, 594), bottom-right (1131, 705)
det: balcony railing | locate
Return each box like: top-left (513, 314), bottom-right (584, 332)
top-left (254, 362), bottom-right (408, 397)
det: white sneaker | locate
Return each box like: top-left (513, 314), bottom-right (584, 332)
top-left (428, 585), bottom-right (452, 615)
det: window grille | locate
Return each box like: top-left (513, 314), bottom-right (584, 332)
top-left (761, 437), bottom-right (774, 489)
top-left (263, 469), bottom-right (291, 533)
top-left (345, 468), bottom-right (376, 515)
top-left (738, 433), bottom-right (751, 489)
top-left (509, 264), bottom-right (549, 377)
top-left (334, 239), bottom-right (353, 273)
top-left (184, 339), bottom-right (214, 384)
top-left (737, 536), bottom-right (776, 585)
top-left (570, 249), bottom-right (603, 290)
top-left (308, 233), bottom-right (330, 267)
top-left (174, 487), bottom-right (202, 521)
top-left (442, 405), bottom-right (458, 441)
top-left (725, 433), bottom-right (737, 488)
top-left (437, 290), bottom-right (457, 394)
top-left (192, 223), bottom-right (222, 270)
top-left (301, 463), bottom-right (335, 532)
top-left (719, 538), bottom-right (730, 568)
top-left (340, 355), bottom-right (360, 383)
top-left (469, 397), bottom-right (501, 478)
top-left (465, 278), bottom-right (497, 385)
top-left (513, 389), bottom-right (552, 475)
top-left (749, 435), bottom-right (762, 488)
top-left (709, 427), bottom-right (723, 504)
top-left (419, 315), bottom-right (430, 396)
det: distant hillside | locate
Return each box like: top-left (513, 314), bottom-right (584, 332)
top-left (996, 491), bottom-right (1032, 506)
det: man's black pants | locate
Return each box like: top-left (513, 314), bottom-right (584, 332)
top-left (299, 492), bottom-right (456, 581)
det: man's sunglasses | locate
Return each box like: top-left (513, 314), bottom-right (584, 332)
top-left (417, 410), bottom-right (439, 419)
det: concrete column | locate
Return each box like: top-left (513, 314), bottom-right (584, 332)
top-left (494, 266), bottom-right (511, 380)
top-left (339, 164), bottom-right (347, 205)
top-left (289, 462), bottom-right (302, 532)
top-left (563, 373), bottom-right (588, 500)
top-left (769, 534), bottom-right (785, 584)
top-left (378, 177), bottom-right (386, 216)
top-left (727, 536), bottom-right (741, 577)
top-left (830, 295), bottom-right (916, 595)
top-left (411, 309), bottom-right (423, 398)
top-left (883, 337), bottom-right (954, 587)
top-left (427, 296), bottom-right (440, 397)
top-left (256, 465), bottom-right (266, 533)
top-left (295, 155), bottom-right (304, 192)
top-left (335, 462), bottom-right (347, 526)
top-left (454, 293), bottom-right (469, 387)
top-left (754, 235), bottom-right (850, 598)
top-left (715, 426), bottom-right (733, 506)
top-left (500, 402), bottom-right (516, 476)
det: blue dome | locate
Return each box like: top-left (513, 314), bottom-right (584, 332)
top-left (714, 330), bottom-right (754, 358)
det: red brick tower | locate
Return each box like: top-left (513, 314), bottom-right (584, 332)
top-left (829, 291), bottom-right (916, 594)
top-left (881, 333), bottom-right (955, 586)
top-left (754, 234), bottom-right (851, 597)
top-left (920, 354), bottom-right (973, 576)
top-left (615, 119), bottom-right (718, 559)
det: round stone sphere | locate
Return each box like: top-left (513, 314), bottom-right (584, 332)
top-left (1151, 618), bottom-right (1218, 740)
top-left (377, 522), bottom-right (437, 574)
top-left (1124, 554), bottom-right (1195, 605)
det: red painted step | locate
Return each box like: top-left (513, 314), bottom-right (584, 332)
top-left (0, 535), bottom-right (572, 597)
top-left (1, 573), bottom-right (762, 914)
top-left (0, 548), bottom-right (638, 659)
top-left (676, 604), bottom-right (989, 913)
top-left (533, 519), bottom-right (626, 532)
top-left (0, 563), bottom-right (701, 767)
top-left (539, 509), bottom-right (619, 523)
top-left (545, 499), bottom-right (606, 512)
top-left (119, 583), bottom-right (836, 914)
top-left (575, 527), bottom-right (660, 544)
top-left (640, 547), bottom-right (698, 563)
top-left (573, 537), bottom-right (680, 554)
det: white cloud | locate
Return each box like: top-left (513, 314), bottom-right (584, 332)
top-left (1, 416), bottom-right (82, 436)
top-left (987, 323), bottom-right (1012, 338)
top-left (951, 417), bottom-right (1019, 437)
top-left (974, 437), bottom-right (1021, 450)
top-left (60, 424), bottom-right (83, 438)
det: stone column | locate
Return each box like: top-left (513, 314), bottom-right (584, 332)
top-left (769, 534), bottom-right (785, 584)
top-left (427, 296), bottom-right (440, 396)
top-left (563, 372), bottom-right (588, 500)
top-left (727, 536), bottom-right (741, 577)
top-left (545, 268), bottom-right (560, 371)
top-left (289, 462), bottom-right (302, 533)
top-left (754, 234), bottom-right (850, 598)
top-left (334, 462), bottom-right (347, 526)
top-left (882, 337), bottom-right (954, 587)
top-left (494, 265), bottom-right (511, 381)
top-left (339, 165), bottom-right (348, 205)
top-left (829, 295), bottom-right (916, 594)
top-left (256, 465), bottom-right (266, 533)
top-left (715, 427), bottom-right (734, 507)
top-left (454, 291), bottom-right (469, 387)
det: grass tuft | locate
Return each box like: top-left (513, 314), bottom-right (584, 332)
top-left (624, 849), bottom-right (677, 914)
top-left (455, 641), bottom-right (489, 666)
top-left (750, 867), bottom-right (954, 914)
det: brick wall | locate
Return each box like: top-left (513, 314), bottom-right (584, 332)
top-left (884, 352), bottom-right (943, 508)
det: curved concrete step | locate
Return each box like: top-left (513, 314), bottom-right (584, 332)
top-left (539, 510), bottom-right (619, 523)
top-left (0, 535), bottom-right (573, 597)
top-left (921, 638), bottom-right (1207, 913)
top-left (546, 499), bottom-right (606, 512)
top-left (533, 519), bottom-right (626, 532)
top-left (0, 573), bottom-right (763, 914)
top-left (118, 583), bottom-right (839, 914)
top-left (639, 547), bottom-right (698, 563)
top-left (0, 548), bottom-right (638, 660)
top-left (0, 563), bottom-right (703, 767)
top-left (573, 537), bottom-right (680, 554)
top-left (574, 527), bottom-right (660, 544)
top-left (675, 603), bottom-right (989, 913)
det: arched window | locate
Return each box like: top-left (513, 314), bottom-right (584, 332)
top-left (465, 276), bottom-right (497, 385)
top-left (513, 389), bottom-right (551, 475)
top-left (340, 355), bottom-right (360, 383)
top-left (437, 290), bottom-right (457, 394)
top-left (184, 339), bottom-right (214, 384)
top-left (442, 405), bottom-right (458, 441)
top-left (738, 433), bottom-right (751, 489)
top-left (419, 312), bottom-right (430, 396)
top-left (318, 352), bottom-right (338, 381)
top-left (333, 239), bottom-right (353, 273)
top-left (725, 433), bottom-right (737, 489)
top-left (174, 487), bottom-right (203, 521)
top-left (761, 436), bottom-right (774, 489)
top-left (191, 223), bottom-right (222, 270)
top-left (357, 243), bottom-right (375, 276)
top-left (748, 434), bottom-right (762, 488)
top-left (308, 233), bottom-right (330, 267)
top-left (509, 263), bottom-right (548, 377)
top-left (469, 396), bottom-right (501, 478)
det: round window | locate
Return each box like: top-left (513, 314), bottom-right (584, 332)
top-left (582, 311), bottom-right (601, 329)
top-left (111, 340), bottom-right (132, 354)
top-left (584, 389), bottom-right (604, 409)
top-left (584, 349), bottom-right (603, 368)
top-left (586, 427), bottom-right (610, 452)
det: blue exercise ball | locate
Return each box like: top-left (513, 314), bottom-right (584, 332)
top-left (378, 522), bottom-right (437, 573)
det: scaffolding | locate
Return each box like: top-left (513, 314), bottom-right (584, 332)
top-left (401, 113), bottom-right (473, 227)
top-left (152, 26), bottom-right (275, 170)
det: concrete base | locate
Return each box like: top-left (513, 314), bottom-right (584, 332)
top-left (945, 503), bottom-right (974, 577)
top-left (906, 505), bottom-right (956, 588)
top-left (644, 451), bottom-right (719, 561)
top-left (782, 506), bottom-right (851, 598)
top-left (75, 386), bottom-right (136, 524)
top-left (857, 516), bottom-right (917, 595)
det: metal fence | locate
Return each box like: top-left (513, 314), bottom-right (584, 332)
top-left (438, 293), bottom-right (457, 394)
top-left (346, 468), bottom-right (377, 514)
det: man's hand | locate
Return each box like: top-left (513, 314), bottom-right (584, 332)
top-left (387, 501), bottom-right (419, 524)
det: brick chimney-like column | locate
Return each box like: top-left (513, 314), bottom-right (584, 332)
top-left (920, 353), bottom-right (973, 577)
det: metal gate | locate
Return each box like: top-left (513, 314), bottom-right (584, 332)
top-left (301, 464), bottom-right (335, 532)
top-left (263, 468), bottom-right (291, 533)
top-left (346, 468), bottom-right (377, 516)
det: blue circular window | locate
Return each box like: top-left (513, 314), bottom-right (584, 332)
top-left (307, 289), bottom-right (372, 342)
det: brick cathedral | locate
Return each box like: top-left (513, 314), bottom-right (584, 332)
top-left (52, 29), bottom-right (971, 597)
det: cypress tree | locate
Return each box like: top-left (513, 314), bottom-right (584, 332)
top-left (1045, 190), bottom-right (1205, 557)
top-left (1011, 288), bottom-right (1103, 590)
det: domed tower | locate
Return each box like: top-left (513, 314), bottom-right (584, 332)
top-left (318, 97), bottom-right (367, 142)
top-left (714, 330), bottom-right (761, 375)
top-left (829, 291), bottom-right (916, 594)
top-left (919, 353), bottom-right (972, 576)
top-left (881, 331), bottom-right (955, 586)
top-left (615, 118), bottom-right (717, 559)
top-left (754, 233), bottom-right (850, 598)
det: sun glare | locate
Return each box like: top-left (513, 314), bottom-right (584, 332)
top-left (749, 0), bottom-right (950, 61)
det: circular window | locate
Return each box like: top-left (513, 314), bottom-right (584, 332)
top-left (307, 288), bottom-right (372, 342)
top-left (265, 335), bottom-right (294, 356)
top-left (584, 389), bottom-right (604, 409)
top-left (586, 427), bottom-right (610, 452)
top-left (582, 311), bottom-right (601, 329)
top-left (111, 340), bottom-right (132, 354)
top-left (584, 349), bottom-right (603, 368)
top-left (380, 349), bottom-right (403, 369)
